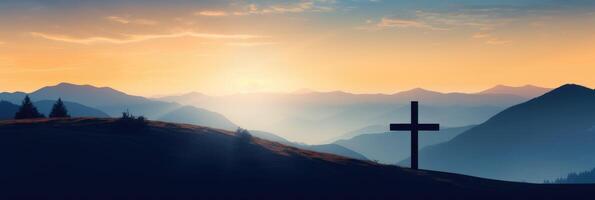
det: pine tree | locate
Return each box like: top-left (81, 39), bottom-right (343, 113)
top-left (14, 95), bottom-right (45, 119)
top-left (49, 98), bottom-right (70, 118)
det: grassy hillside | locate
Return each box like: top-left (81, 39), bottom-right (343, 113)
top-left (0, 118), bottom-right (593, 199)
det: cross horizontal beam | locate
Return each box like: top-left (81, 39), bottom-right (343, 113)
top-left (390, 123), bottom-right (440, 131)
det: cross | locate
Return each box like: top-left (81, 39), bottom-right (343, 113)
top-left (389, 101), bottom-right (439, 170)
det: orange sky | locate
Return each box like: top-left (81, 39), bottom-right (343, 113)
top-left (1, 1), bottom-right (595, 96)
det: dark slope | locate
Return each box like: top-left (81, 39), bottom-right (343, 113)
top-left (0, 100), bottom-right (18, 120)
top-left (35, 100), bottom-right (109, 118)
top-left (0, 118), bottom-right (593, 199)
top-left (250, 130), bottom-right (369, 160)
top-left (336, 126), bottom-right (473, 164)
top-left (412, 84), bottom-right (595, 182)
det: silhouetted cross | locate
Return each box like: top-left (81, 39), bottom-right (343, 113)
top-left (390, 101), bottom-right (439, 170)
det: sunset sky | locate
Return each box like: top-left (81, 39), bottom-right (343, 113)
top-left (1, 0), bottom-right (595, 96)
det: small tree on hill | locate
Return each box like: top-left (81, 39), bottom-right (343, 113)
top-left (115, 110), bottom-right (147, 130)
top-left (14, 95), bottom-right (45, 119)
top-left (49, 98), bottom-right (70, 118)
top-left (236, 127), bottom-right (252, 141)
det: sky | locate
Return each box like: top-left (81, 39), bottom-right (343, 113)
top-left (1, 0), bottom-right (595, 96)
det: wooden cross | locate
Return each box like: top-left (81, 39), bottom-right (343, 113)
top-left (390, 101), bottom-right (439, 170)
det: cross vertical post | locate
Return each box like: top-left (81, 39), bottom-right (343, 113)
top-left (390, 101), bottom-right (440, 170)
top-left (411, 101), bottom-right (419, 170)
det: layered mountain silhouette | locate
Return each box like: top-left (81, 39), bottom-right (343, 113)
top-left (157, 105), bottom-right (237, 131)
top-left (0, 118), bottom-right (592, 199)
top-left (479, 85), bottom-right (551, 98)
top-left (406, 84), bottom-right (595, 182)
top-left (336, 126), bottom-right (473, 163)
top-left (158, 86), bottom-right (534, 143)
top-left (0, 83), bottom-right (237, 130)
top-left (1, 99), bottom-right (108, 118)
top-left (0, 101), bottom-right (18, 120)
top-left (35, 100), bottom-right (109, 118)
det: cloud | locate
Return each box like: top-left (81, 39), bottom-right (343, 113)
top-left (360, 10), bottom-right (514, 45)
top-left (198, 1), bottom-right (335, 17)
top-left (30, 31), bottom-right (265, 45)
top-left (196, 10), bottom-right (228, 17)
top-left (377, 18), bottom-right (430, 29)
top-left (226, 42), bottom-right (278, 47)
top-left (106, 16), bottom-right (158, 25)
top-left (472, 32), bottom-right (511, 45)
top-left (0, 66), bottom-right (82, 74)
top-left (358, 17), bottom-right (447, 31)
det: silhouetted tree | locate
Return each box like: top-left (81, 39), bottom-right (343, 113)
top-left (236, 127), bottom-right (252, 141)
top-left (49, 98), bottom-right (70, 118)
top-left (14, 95), bottom-right (45, 119)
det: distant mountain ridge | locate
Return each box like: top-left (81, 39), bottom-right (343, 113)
top-left (0, 99), bottom-right (108, 119)
top-left (407, 84), bottom-right (595, 182)
top-left (157, 85), bottom-right (536, 143)
top-left (0, 83), bottom-right (238, 131)
top-left (335, 126), bottom-right (474, 164)
top-left (0, 101), bottom-right (19, 120)
top-left (479, 84), bottom-right (551, 98)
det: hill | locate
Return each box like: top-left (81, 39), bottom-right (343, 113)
top-left (0, 83), bottom-right (238, 131)
top-left (479, 85), bottom-right (551, 98)
top-left (0, 118), bottom-right (593, 199)
top-left (249, 130), bottom-right (368, 160)
top-left (409, 84), bottom-right (595, 182)
top-left (157, 105), bottom-right (238, 131)
top-left (35, 100), bottom-right (109, 118)
top-left (0, 101), bottom-right (19, 120)
top-left (157, 87), bottom-right (529, 143)
top-left (336, 126), bottom-right (473, 163)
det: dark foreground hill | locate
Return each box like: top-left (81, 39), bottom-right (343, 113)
top-left (0, 118), bottom-right (593, 199)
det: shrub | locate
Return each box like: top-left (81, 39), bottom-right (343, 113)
top-left (115, 110), bottom-right (147, 130)
top-left (236, 127), bottom-right (252, 141)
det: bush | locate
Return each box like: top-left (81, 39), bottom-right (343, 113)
top-left (115, 110), bottom-right (147, 130)
top-left (236, 127), bottom-right (252, 141)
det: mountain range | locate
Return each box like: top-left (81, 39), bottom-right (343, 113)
top-left (0, 100), bottom-right (108, 119)
top-left (335, 126), bottom-right (474, 164)
top-left (0, 83), bottom-right (365, 160)
top-left (0, 118), bottom-right (591, 199)
top-left (0, 83), bottom-right (238, 131)
top-left (157, 85), bottom-right (548, 143)
top-left (404, 84), bottom-right (595, 182)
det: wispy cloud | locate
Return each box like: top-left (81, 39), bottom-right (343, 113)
top-left (0, 66), bottom-right (82, 74)
top-left (196, 0), bottom-right (335, 17)
top-left (30, 31), bottom-right (266, 45)
top-left (195, 10), bottom-right (228, 17)
top-left (106, 16), bottom-right (158, 25)
top-left (360, 9), bottom-right (513, 45)
top-left (226, 42), bottom-right (278, 47)
top-left (472, 32), bottom-right (511, 45)
top-left (376, 17), bottom-right (447, 30)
